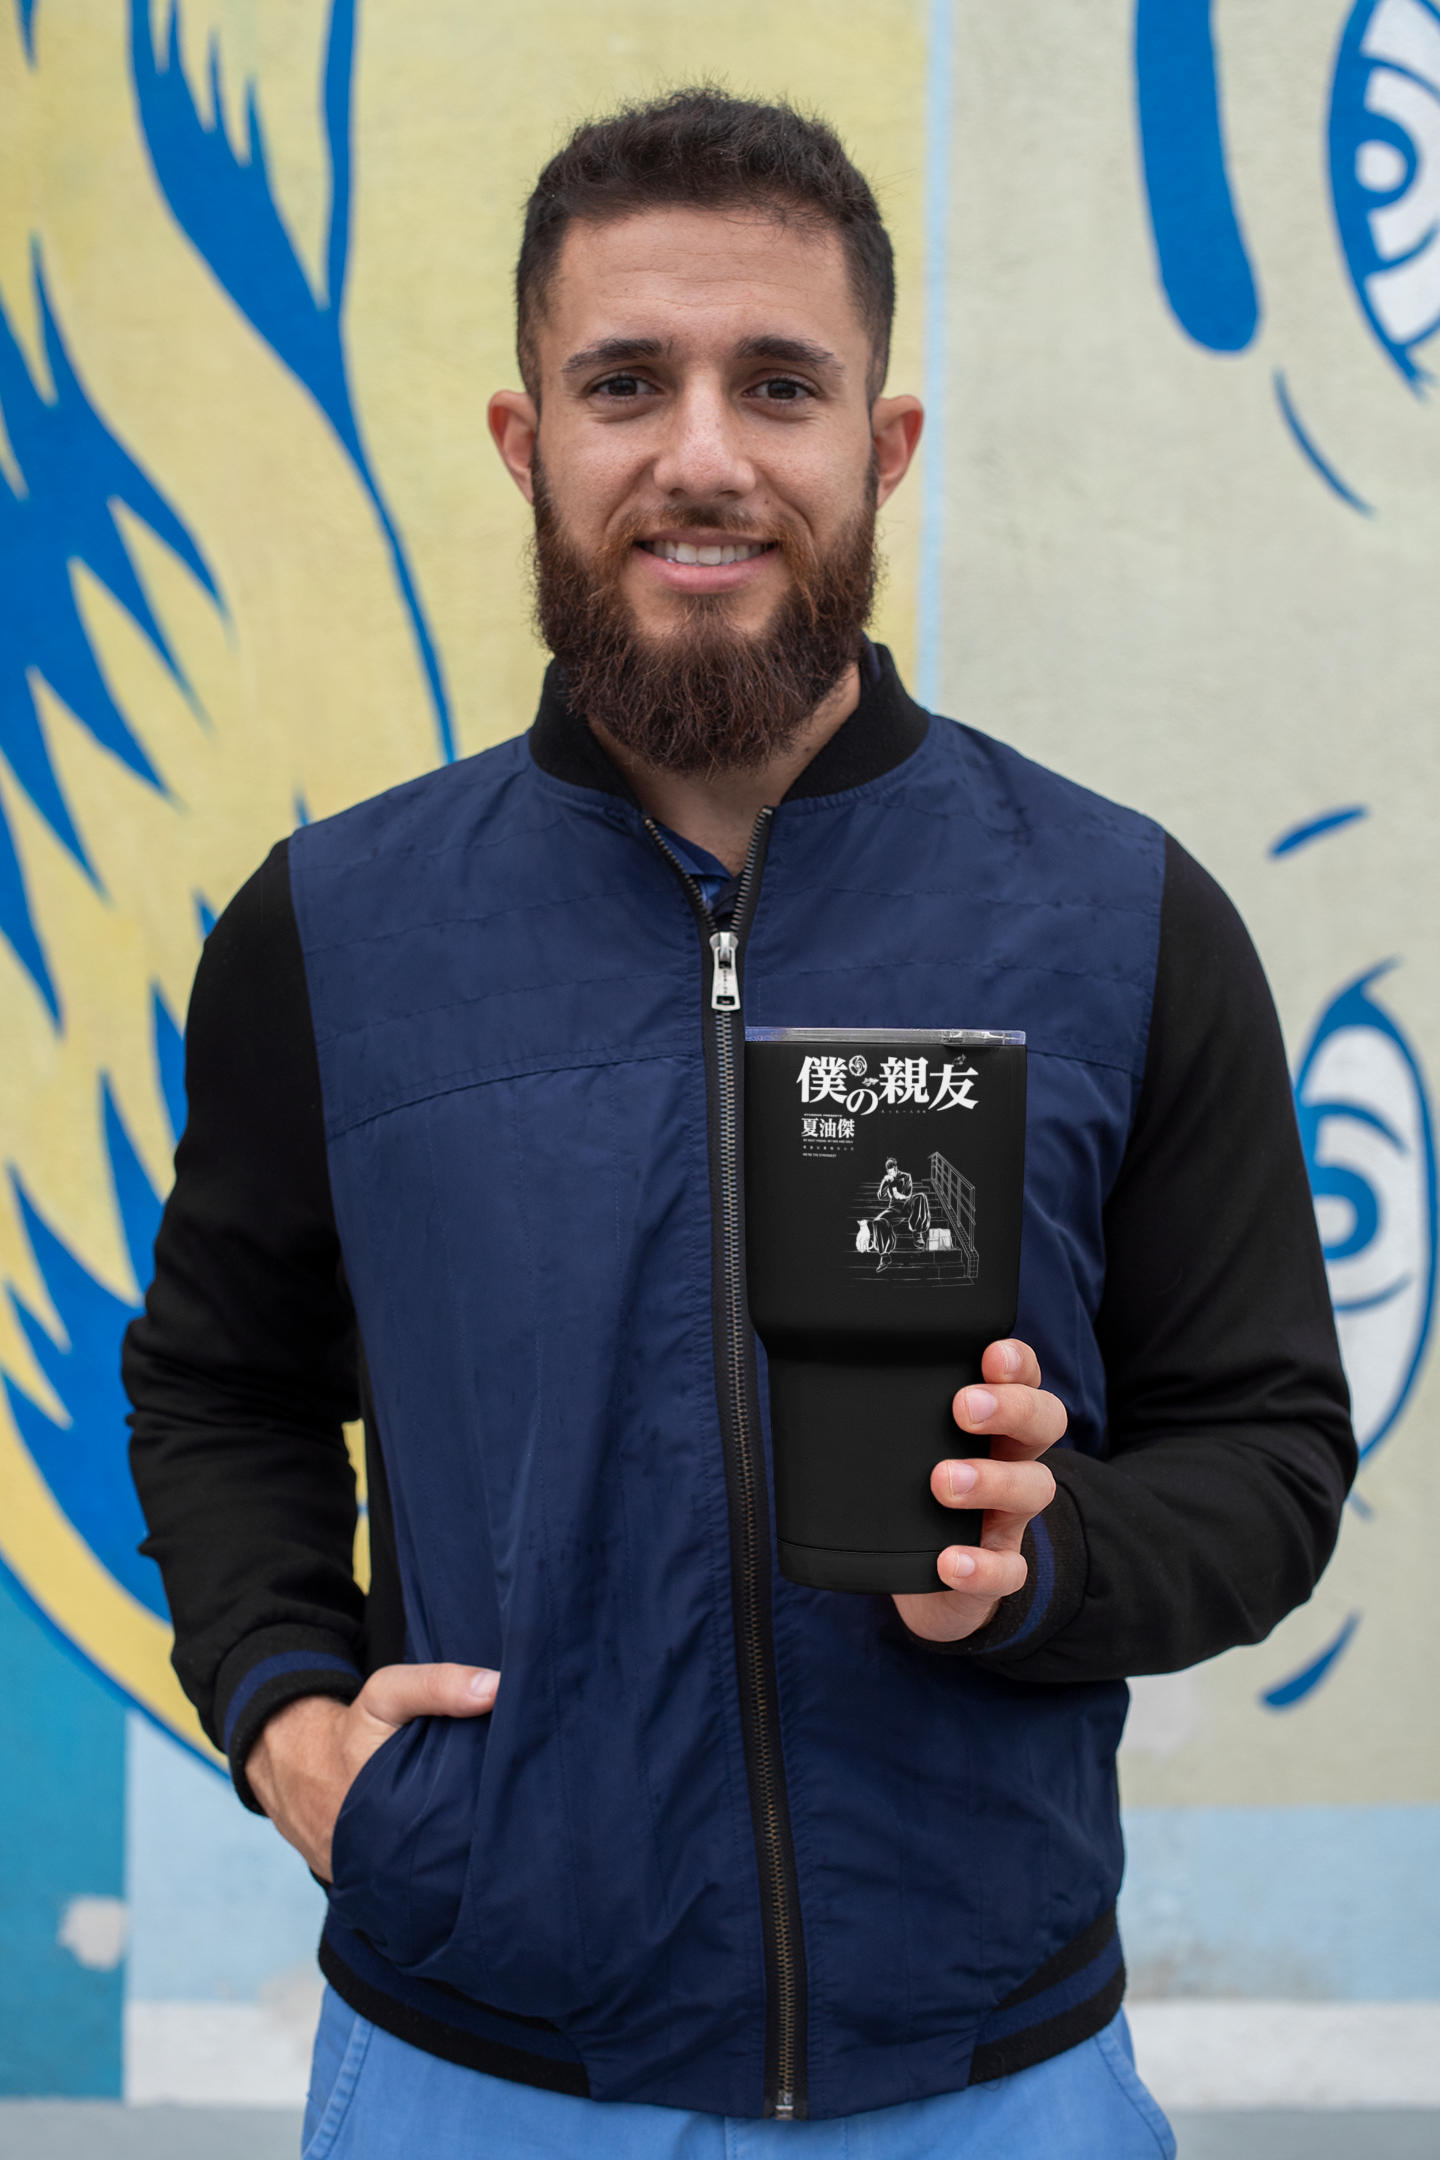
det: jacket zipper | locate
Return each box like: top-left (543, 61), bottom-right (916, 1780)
top-left (646, 809), bottom-right (807, 2121)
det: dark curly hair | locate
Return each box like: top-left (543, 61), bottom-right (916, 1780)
top-left (516, 87), bottom-right (895, 400)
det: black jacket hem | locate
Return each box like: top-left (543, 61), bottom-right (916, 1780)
top-left (316, 1908), bottom-right (1126, 2108)
top-left (319, 1925), bottom-right (590, 2096)
top-left (967, 1905), bottom-right (1127, 2084)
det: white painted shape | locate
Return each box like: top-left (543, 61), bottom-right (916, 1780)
top-left (1314, 1193), bottom-right (1355, 1246)
top-left (1119, 1672), bottom-right (1202, 1759)
top-left (1127, 2000), bottom-right (1440, 2110)
top-left (123, 1991), bottom-right (1440, 2111)
top-left (1359, 138), bottom-right (1410, 191)
top-left (125, 1971), bottom-right (322, 2107)
top-left (1365, 70), bottom-right (1440, 260)
top-left (57, 1895), bottom-right (129, 1971)
top-left (1318, 1115), bottom-right (1420, 1294)
top-left (1367, 231), bottom-right (1440, 346)
top-left (1337, 1290), bottom-right (1423, 1444)
top-left (1363, 0), bottom-right (1440, 95)
top-left (1361, 61), bottom-right (1440, 346)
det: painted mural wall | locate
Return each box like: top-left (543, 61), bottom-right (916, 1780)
top-left (0, 0), bottom-right (1434, 2099)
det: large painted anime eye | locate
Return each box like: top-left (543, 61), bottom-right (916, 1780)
top-left (1330, 0), bottom-right (1440, 380)
top-left (1295, 966), bottom-right (1437, 1460)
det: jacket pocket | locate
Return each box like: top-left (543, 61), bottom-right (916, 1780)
top-left (327, 1712), bottom-right (491, 1971)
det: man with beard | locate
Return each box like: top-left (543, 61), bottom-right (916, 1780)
top-left (126, 90), bottom-right (1352, 2159)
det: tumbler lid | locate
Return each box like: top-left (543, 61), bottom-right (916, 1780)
top-left (745, 1026), bottom-right (1025, 1045)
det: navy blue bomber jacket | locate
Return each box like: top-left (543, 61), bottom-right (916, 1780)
top-left (125, 647), bottom-right (1353, 2121)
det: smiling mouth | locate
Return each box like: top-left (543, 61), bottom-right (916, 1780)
top-left (639, 539), bottom-right (776, 566)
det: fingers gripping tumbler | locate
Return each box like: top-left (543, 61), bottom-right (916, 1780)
top-left (744, 1029), bottom-right (1027, 1594)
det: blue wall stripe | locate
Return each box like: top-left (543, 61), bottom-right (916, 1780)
top-left (1270, 805), bottom-right (1369, 857)
top-left (1121, 1805), bottom-right (1440, 2000)
top-left (1261, 1612), bottom-right (1362, 1709)
top-left (1274, 370), bottom-right (1374, 515)
top-left (1134, 0), bottom-right (1261, 352)
top-left (0, 1568), bottom-right (125, 2096)
top-left (917, 0), bottom-right (955, 712)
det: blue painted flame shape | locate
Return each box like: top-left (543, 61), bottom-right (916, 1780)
top-left (0, 251), bottom-right (219, 1020)
top-left (1132, 2), bottom-right (1371, 510)
top-left (1133, 0), bottom-right (1261, 353)
top-left (129, 0), bottom-right (455, 763)
top-left (1295, 964), bottom-right (1438, 1459)
top-left (4, 993), bottom-right (183, 1622)
top-left (1330, 0), bottom-right (1440, 383)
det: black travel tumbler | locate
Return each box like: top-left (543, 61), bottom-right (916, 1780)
top-left (745, 1028), bottom-right (1027, 1594)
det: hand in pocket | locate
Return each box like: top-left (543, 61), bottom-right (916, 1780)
top-left (247, 1664), bottom-right (500, 1881)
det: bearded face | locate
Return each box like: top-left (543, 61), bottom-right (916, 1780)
top-left (529, 449), bottom-right (879, 776)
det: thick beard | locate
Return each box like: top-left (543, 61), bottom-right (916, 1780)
top-left (529, 454), bottom-right (879, 777)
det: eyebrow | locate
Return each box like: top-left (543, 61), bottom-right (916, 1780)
top-left (561, 334), bottom-right (842, 377)
top-left (562, 337), bottom-right (666, 375)
top-left (734, 335), bottom-right (840, 373)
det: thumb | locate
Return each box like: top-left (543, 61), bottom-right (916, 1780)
top-left (356, 1661), bottom-right (499, 1731)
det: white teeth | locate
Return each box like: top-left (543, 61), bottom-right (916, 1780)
top-left (650, 539), bottom-right (765, 564)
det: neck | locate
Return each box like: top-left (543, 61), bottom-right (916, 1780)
top-left (588, 661), bottom-right (861, 875)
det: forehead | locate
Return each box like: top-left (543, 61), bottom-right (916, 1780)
top-left (543, 205), bottom-right (865, 358)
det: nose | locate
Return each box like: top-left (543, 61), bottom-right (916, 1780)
top-left (649, 374), bottom-right (757, 502)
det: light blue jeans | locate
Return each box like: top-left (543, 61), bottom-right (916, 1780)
top-left (302, 1985), bottom-right (1175, 2158)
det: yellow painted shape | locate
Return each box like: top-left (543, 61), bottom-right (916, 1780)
top-left (0, 1391), bottom-right (222, 1765)
top-left (344, 1419), bottom-right (370, 1596)
top-left (151, 0), bottom-right (334, 298)
top-left (0, 0), bottom-right (933, 1733)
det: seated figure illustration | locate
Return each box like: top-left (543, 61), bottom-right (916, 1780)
top-left (860, 1158), bottom-right (932, 1272)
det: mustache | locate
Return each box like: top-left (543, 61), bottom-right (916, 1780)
top-left (585, 506), bottom-right (828, 632)
top-left (527, 450), bottom-right (879, 779)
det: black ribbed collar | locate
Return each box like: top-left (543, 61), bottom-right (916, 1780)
top-left (527, 640), bottom-right (929, 804)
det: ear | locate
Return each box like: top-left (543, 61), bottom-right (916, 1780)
top-left (871, 395), bottom-right (923, 510)
top-left (488, 390), bottom-right (540, 504)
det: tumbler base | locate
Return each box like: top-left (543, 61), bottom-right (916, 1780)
top-left (765, 1351), bottom-right (987, 1595)
top-left (779, 1536), bottom-right (980, 1596)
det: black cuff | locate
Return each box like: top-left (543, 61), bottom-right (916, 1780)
top-left (905, 1471), bottom-right (1088, 1664)
top-left (215, 1625), bottom-right (363, 1812)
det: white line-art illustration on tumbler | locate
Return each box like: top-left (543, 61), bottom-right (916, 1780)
top-left (853, 1154), bottom-right (977, 1284)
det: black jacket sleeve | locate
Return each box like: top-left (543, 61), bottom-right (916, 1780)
top-left (124, 841), bottom-right (366, 1804)
top-left (945, 835), bottom-right (1356, 1679)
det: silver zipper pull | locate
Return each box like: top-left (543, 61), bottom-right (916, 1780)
top-left (710, 930), bottom-right (741, 1012)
